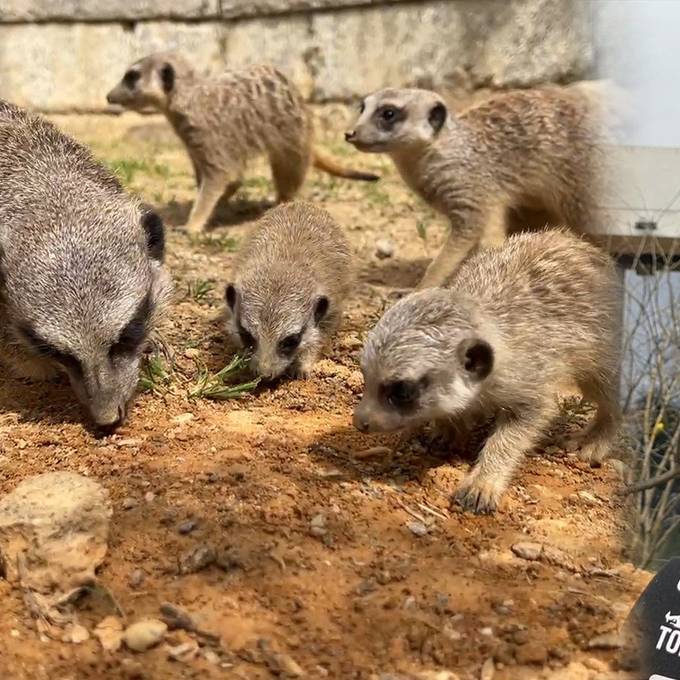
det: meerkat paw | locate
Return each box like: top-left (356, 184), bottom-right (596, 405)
top-left (577, 440), bottom-right (611, 467)
top-left (182, 220), bottom-right (205, 235)
top-left (453, 472), bottom-right (505, 514)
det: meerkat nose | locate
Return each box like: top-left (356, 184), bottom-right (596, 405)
top-left (352, 412), bottom-right (370, 433)
top-left (345, 131), bottom-right (356, 142)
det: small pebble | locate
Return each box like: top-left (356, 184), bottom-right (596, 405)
top-left (179, 544), bottom-right (216, 574)
top-left (94, 616), bottom-right (124, 652)
top-left (144, 491), bottom-right (156, 503)
top-left (407, 520), bottom-right (428, 537)
top-left (511, 542), bottom-right (543, 561)
top-left (310, 513), bottom-right (327, 537)
top-left (375, 238), bottom-right (395, 259)
top-left (129, 569), bottom-right (145, 588)
top-left (480, 657), bottom-right (495, 680)
top-left (123, 619), bottom-right (167, 652)
top-left (204, 649), bottom-right (221, 665)
top-left (167, 639), bottom-right (199, 662)
top-left (480, 627), bottom-right (493, 637)
top-left (177, 519), bottom-right (198, 535)
top-left (587, 632), bottom-right (622, 650)
top-left (122, 497), bottom-right (137, 511)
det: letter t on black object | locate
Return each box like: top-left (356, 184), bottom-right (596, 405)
top-left (627, 557), bottom-right (680, 678)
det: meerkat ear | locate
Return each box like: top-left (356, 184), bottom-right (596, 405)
top-left (140, 206), bottom-right (165, 261)
top-left (457, 337), bottom-right (494, 381)
top-left (428, 102), bottom-right (447, 134)
top-left (225, 284), bottom-right (238, 311)
top-left (314, 296), bottom-right (329, 325)
top-left (160, 63), bottom-right (175, 93)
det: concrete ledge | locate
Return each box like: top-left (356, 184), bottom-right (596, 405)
top-left (0, 0), bottom-right (593, 112)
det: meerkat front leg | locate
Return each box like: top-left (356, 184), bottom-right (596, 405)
top-left (454, 398), bottom-right (557, 514)
top-left (417, 202), bottom-right (507, 289)
top-left (183, 172), bottom-right (241, 234)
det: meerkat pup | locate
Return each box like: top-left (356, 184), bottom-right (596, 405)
top-left (225, 202), bottom-right (352, 379)
top-left (346, 83), bottom-right (609, 288)
top-left (353, 230), bottom-right (622, 514)
top-left (107, 53), bottom-right (379, 233)
top-left (0, 100), bottom-right (173, 430)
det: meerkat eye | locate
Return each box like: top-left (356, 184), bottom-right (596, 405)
top-left (123, 70), bottom-right (141, 89)
top-left (381, 107), bottom-right (397, 122)
top-left (278, 332), bottom-right (302, 357)
top-left (359, 100), bottom-right (365, 114)
top-left (382, 379), bottom-right (420, 410)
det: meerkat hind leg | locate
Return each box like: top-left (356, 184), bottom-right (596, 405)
top-left (454, 399), bottom-right (558, 514)
top-left (184, 172), bottom-right (241, 233)
top-left (573, 377), bottom-right (621, 466)
top-left (270, 149), bottom-right (309, 203)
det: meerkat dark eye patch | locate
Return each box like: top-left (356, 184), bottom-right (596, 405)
top-left (237, 321), bottom-right (256, 350)
top-left (457, 338), bottom-right (494, 381)
top-left (381, 379), bottom-right (422, 412)
top-left (109, 294), bottom-right (152, 359)
top-left (20, 325), bottom-right (83, 376)
top-left (160, 63), bottom-right (175, 93)
top-left (123, 70), bottom-right (141, 89)
top-left (278, 331), bottom-right (302, 357)
top-left (375, 105), bottom-right (406, 130)
top-left (428, 102), bottom-right (447, 134)
top-left (314, 296), bottom-right (329, 325)
top-left (140, 206), bottom-right (165, 261)
top-left (359, 100), bottom-right (366, 114)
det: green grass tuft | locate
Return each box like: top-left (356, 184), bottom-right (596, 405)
top-left (188, 354), bottom-right (260, 401)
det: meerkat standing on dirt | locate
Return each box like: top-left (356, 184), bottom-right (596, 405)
top-left (107, 53), bottom-right (379, 233)
top-left (225, 202), bottom-right (352, 379)
top-left (353, 230), bottom-right (622, 514)
top-left (0, 100), bottom-right (173, 430)
top-left (346, 83), bottom-right (610, 288)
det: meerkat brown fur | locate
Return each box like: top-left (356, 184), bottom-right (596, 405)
top-left (225, 202), bottom-right (352, 379)
top-left (107, 52), bottom-right (379, 233)
top-left (354, 230), bottom-right (622, 514)
top-left (346, 83), bottom-right (609, 288)
top-left (0, 100), bottom-right (172, 429)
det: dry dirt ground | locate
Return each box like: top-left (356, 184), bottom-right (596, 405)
top-left (0, 105), bottom-right (650, 680)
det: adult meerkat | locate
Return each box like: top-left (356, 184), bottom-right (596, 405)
top-left (346, 83), bottom-right (609, 288)
top-left (225, 202), bottom-right (352, 379)
top-left (354, 230), bottom-right (621, 514)
top-left (0, 100), bottom-right (173, 430)
top-left (107, 53), bottom-right (379, 233)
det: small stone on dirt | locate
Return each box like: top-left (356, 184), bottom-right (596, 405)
top-left (160, 603), bottom-right (195, 632)
top-left (586, 632), bottom-right (622, 650)
top-left (129, 568), bottom-right (145, 588)
top-left (167, 639), bottom-right (199, 662)
top-left (64, 624), bottom-right (90, 644)
top-left (407, 520), bottom-right (428, 537)
top-left (216, 546), bottom-right (245, 572)
top-left (310, 513), bottom-right (327, 537)
top-left (259, 638), bottom-right (305, 677)
top-left (177, 519), bottom-right (198, 535)
top-left (511, 542), bottom-right (543, 561)
top-left (94, 616), bottom-right (124, 652)
top-left (123, 619), bottom-right (167, 652)
top-left (375, 238), bottom-right (395, 259)
top-left (144, 491), bottom-right (156, 503)
top-left (172, 413), bottom-right (195, 425)
top-left (179, 544), bottom-right (216, 574)
top-left (480, 657), bottom-right (495, 680)
top-left (122, 497), bottom-right (137, 510)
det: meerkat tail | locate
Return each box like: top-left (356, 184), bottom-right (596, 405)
top-left (312, 150), bottom-right (380, 182)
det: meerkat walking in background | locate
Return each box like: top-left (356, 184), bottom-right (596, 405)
top-left (107, 53), bottom-right (379, 233)
top-left (0, 100), bottom-right (173, 430)
top-left (346, 83), bottom-right (611, 288)
top-left (225, 202), bottom-right (353, 380)
top-left (354, 230), bottom-right (622, 514)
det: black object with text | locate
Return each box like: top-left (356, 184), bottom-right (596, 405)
top-left (628, 557), bottom-right (680, 679)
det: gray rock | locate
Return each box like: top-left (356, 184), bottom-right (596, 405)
top-left (0, 472), bottom-right (111, 593)
top-left (375, 238), bottom-right (395, 259)
top-left (407, 520), bottom-right (428, 537)
top-left (511, 542), bottom-right (543, 561)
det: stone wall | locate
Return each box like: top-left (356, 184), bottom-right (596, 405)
top-left (0, 0), bottom-right (593, 112)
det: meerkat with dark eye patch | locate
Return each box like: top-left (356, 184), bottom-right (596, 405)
top-left (346, 83), bottom-right (614, 288)
top-left (0, 100), bottom-right (173, 430)
top-left (225, 202), bottom-right (352, 379)
top-left (106, 52), bottom-right (379, 234)
top-left (353, 229), bottom-right (622, 514)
